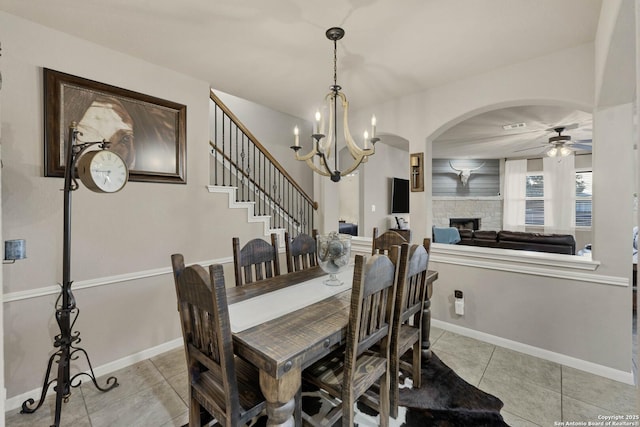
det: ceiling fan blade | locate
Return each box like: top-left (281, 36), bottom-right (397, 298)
top-left (570, 143), bottom-right (592, 151)
top-left (513, 144), bottom-right (547, 153)
top-left (545, 123), bottom-right (580, 132)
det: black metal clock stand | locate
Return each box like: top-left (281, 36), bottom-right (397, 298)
top-left (21, 124), bottom-right (119, 427)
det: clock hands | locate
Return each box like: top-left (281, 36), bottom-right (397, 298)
top-left (92, 169), bottom-right (113, 187)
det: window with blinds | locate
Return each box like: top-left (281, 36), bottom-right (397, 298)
top-left (523, 171), bottom-right (593, 227)
top-left (575, 171), bottom-right (592, 227)
top-left (525, 174), bottom-right (544, 225)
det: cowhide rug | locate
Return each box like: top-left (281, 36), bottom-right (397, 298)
top-left (184, 352), bottom-right (507, 426)
top-left (250, 352), bottom-right (509, 427)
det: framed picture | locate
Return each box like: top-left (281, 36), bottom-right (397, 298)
top-left (44, 68), bottom-right (187, 184)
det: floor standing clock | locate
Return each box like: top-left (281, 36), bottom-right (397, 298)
top-left (22, 123), bottom-right (126, 427)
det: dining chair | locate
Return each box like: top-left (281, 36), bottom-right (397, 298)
top-left (171, 254), bottom-right (266, 427)
top-left (232, 233), bottom-right (281, 287)
top-left (387, 241), bottom-right (430, 418)
top-left (372, 227), bottom-right (408, 255)
top-left (284, 229), bottom-right (318, 273)
top-left (301, 252), bottom-right (398, 427)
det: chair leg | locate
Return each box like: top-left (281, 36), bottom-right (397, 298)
top-left (379, 371), bottom-right (390, 427)
top-left (343, 392), bottom-right (355, 427)
top-left (189, 395), bottom-right (201, 427)
top-left (390, 352), bottom-right (399, 419)
top-left (412, 341), bottom-right (422, 389)
top-left (294, 386), bottom-right (302, 427)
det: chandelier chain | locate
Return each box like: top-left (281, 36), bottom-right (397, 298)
top-left (333, 39), bottom-right (338, 87)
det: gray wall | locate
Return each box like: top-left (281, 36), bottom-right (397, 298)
top-left (0, 12), bottom-right (305, 401)
top-left (433, 159), bottom-right (500, 197)
top-left (360, 142), bottom-right (410, 237)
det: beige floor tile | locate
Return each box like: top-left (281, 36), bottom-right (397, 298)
top-left (501, 410), bottom-right (542, 426)
top-left (434, 348), bottom-right (490, 387)
top-left (151, 347), bottom-right (187, 380)
top-left (562, 366), bottom-right (640, 415)
top-left (81, 359), bottom-right (166, 413)
top-left (11, 328), bottom-right (630, 427)
top-left (428, 326), bottom-right (445, 343)
top-left (485, 346), bottom-right (561, 392)
top-left (160, 410), bottom-right (189, 427)
top-left (5, 391), bottom-right (91, 427)
top-left (165, 371), bottom-right (189, 404)
top-left (562, 395), bottom-right (621, 423)
top-left (431, 331), bottom-right (495, 366)
top-left (88, 380), bottom-right (187, 427)
top-left (480, 365), bottom-right (561, 425)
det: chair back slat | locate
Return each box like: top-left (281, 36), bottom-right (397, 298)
top-left (173, 259), bottom-right (241, 421)
top-left (233, 233), bottom-right (281, 286)
top-left (285, 230), bottom-right (318, 273)
top-left (347, 253), bottom-right (398, 364)
top-left (401, 244), bottom-right (430, 322)
top-left (390, 243), bottom-right (430, 323)
top-left (372, 227), bottom-right (408, 255)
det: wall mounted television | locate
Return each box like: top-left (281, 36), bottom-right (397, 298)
top-left (390, 177), bottom-right (410, 214)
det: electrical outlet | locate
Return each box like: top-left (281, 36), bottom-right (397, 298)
top-left (371, 204), bottom-right (376, 212)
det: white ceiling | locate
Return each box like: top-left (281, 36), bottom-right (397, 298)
top-left (433, 105), bottom-right (593, 159)
top-left (1, 0), bottom-right (602, 157)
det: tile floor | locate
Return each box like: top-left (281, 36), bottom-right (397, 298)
top-left (5, 327), bottom-right (639, 427)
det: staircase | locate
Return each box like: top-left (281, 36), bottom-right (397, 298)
top-left (209, 90), bottom-right (317, 240)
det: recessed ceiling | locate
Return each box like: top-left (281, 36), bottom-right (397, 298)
top-left (433, 105), bottom-right (593, 159)
top-left (0, 0), bottom-right (602, 120)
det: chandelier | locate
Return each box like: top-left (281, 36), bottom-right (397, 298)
top-left (291, 27), bottom-right (378, 182)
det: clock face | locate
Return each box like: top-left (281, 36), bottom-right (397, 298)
top-left (78, 150), bottom-right (128, 193)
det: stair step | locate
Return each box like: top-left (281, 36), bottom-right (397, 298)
top-left (207, 185), bottom-right (285, 244)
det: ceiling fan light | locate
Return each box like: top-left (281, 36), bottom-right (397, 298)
top-left (559, 146), bottom-right (572, 156)
top-left (547, 147), bottom-right (558, 157)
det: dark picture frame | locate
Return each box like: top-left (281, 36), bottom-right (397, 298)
top-left (44, 68), bottom-right (187, 184)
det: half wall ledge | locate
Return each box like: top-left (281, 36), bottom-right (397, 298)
top-left (430, 243), bottom-right (627, 287)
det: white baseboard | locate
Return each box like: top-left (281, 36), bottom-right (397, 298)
top-left (4, 338), bottom-right (183, 412)
top-left (431, 319), bottom-right (635, 385)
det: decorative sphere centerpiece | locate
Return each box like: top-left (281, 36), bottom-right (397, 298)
top-left (316, 232), bottom-right (352, 286)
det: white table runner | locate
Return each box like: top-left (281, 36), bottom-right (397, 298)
top-left (229, 265), bottom-right (354, 333)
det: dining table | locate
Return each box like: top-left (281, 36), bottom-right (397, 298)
top-left (225, 263), bottom-right (438, 427)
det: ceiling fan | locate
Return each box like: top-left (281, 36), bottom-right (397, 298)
top-left (515, 125), bottom-right (592, 157)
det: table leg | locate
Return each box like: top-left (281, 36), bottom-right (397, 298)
top-left (259, 367), bottom-right (301, 427)
top-left (421, 282), bottom-right (433, 362)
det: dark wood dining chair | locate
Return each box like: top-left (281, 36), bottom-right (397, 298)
top-left (301, 253), bottom-right (398, 427)
top-left (284, 229), bottom-right (318, 273)
top-left (171, 254), bottom-right (266, 427)
top-left (232, 233), bottom-right (281, 287)
top-left (372, 227), bottom-right (408, 255)
top-left (387, 241), bottom-right (430, 418)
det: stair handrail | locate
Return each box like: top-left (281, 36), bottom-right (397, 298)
top-left (209, 144), bottom-right (304, 227)
top-left (210, 89), bottom-right (318, 210)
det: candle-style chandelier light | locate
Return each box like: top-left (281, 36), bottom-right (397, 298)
top-left (291, 27), bottom-right (378, 182)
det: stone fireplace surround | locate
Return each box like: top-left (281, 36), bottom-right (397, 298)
top-left (433, 197), bottom-right (503, 231)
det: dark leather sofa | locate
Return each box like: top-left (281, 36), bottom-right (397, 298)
top-left (457, 229), bottom-right (576, 255)
top-left (338, 221), bottom-right (358, 236)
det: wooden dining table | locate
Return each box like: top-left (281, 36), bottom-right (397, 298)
top-left (225, 264), bottom-right (438, 427)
